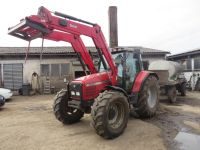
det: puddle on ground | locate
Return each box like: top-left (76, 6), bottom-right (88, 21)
top-left (175, 132), bottom-right (200, 150)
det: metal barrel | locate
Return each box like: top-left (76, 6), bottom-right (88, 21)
top-left (148, 60), bottom-right (184, 79)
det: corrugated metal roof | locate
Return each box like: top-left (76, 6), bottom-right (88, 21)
top-left (114, 46), bottom-right (170, 54)
top-left (0, 47), bottom-right (96, 54)
top-left (168, 48), bottom-right (200, 59)
top-left (0, 46), bottom-right (169, 55)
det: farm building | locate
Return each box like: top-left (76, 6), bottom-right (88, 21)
top-left (0, 46), bottom-right (169, 93)
top-left (168, 48), bottom-right (200, 90)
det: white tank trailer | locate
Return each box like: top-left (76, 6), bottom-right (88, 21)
top-left (149, 60), bottom-right (187, 103)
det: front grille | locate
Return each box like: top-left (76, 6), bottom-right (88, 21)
top-left (69, 83), bottom-right (82, 98)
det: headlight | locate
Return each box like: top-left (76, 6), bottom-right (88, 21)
top-left (71, 91), bottom-right (75, 96)
top-left (76, 92), bottom-right (80, 96)
top-left (69, 83), bottom-right (82, 97)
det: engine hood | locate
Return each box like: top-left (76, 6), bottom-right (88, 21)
top-left (72, 71), bottom-right (111, 86)
top-left (70, 71), bottom-right (113, 100)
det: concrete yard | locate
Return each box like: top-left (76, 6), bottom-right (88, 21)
top-left (0, 92), bottom-right (200, 150)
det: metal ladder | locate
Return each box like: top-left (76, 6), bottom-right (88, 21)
top-left (43, 77), bottom-right (51, 94)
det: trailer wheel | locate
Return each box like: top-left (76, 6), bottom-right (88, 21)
top-left (195, 79), bottom-right (200, 91)
top-left (91, 90), bottom-right (129, 139)
top-left (53, 89), bottom-right (84, 124)
top-left (180, 82), bottom-right (186, 96)
top-left (135, 75), bottom-right (159, 118)
top-left (168, 86), bottom-right (177, 103)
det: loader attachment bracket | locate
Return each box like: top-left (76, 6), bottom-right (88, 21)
top-left (8, 18), bottom-right (51, 41)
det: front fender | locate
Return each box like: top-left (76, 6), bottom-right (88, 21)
top-left (106, 85), bottom-right (131, 107)
top-left (106, 85), bottom-right (129, 97)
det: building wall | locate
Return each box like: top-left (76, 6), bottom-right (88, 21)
top-left (0, 53), bottom-right (167, 91)
top-left (143, 56), bottom-right (166, 64)
top-left (0, 58), bottom-right (84, 91)
top-left (183, 57), bottom-right (200, 90)
top-left (142, 54), bottom-right (166, 69)
top-left (168, 54), bottom-right (200, 90)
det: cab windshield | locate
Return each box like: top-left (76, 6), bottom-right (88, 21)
top-left (113, 52), bottom-right (141, 92)
top-left (99, 51), bottom-right (141, 92)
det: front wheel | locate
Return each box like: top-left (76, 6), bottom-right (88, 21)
top-left (135, 75), bottom-right (159, 118)
top-left (91, 90), bottom-right (129, 139)
top-left (53, 89), bottom-right (84, 124)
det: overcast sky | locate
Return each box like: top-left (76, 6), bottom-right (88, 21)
top-left (0, 0), bottom-right (200, 54)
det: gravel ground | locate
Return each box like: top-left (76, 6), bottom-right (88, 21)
top-left (0, 92), bottom-right (199, 150)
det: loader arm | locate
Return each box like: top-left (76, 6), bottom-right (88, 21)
top-left (8, 6), bottom-right (117, 85)
top-left (45, 31), bottom-right (97, 73)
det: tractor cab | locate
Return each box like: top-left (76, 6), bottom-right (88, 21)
top-left (99, 47), bottom-right (143, 93)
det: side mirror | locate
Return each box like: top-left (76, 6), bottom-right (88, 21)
top-left (133, 53), bottom-right (140, 59)
top-left (133, 49), bottom-right (141, 59)
top-left (134, 49), bottom-right (141, 54)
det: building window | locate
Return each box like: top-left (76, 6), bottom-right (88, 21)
top-left (186, 59), bottom-right (192, 70)
top-left (194, 58), bottom-right (200, 70)
top-left (61, 64), bottom-right (70, 76)
top-left (51, 64), bottom-right (60, 76)
top-left (41, 63), bottom-right (70, 77)
top-left (41, 64), bottom-right (50, 76)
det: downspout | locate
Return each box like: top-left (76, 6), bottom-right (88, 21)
top-left (191, 57), bottom-right (195, 90)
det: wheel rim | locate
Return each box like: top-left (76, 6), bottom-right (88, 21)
top-left (108, 102), bottom-right (125, 129)
top-left (147, 86), bottom-right (157, 108)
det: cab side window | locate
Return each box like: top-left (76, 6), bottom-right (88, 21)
top-left (125, 53), bottom-right (139, 91)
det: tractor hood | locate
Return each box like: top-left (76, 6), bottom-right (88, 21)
top-left (71, 71), bottom-right (112, 100)
top-left (72, 71), bottom-right (111, 86)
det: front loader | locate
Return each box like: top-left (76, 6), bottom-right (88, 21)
top-left (8, 6), bottom-right (159, 139)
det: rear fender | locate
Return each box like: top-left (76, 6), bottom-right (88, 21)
top-left (130, 71), bottom-right (158, 106)
top-left (132, 71), bottom-right (158, 93)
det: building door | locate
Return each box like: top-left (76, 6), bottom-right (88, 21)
top-left (3, 64), bottom-right (23, 90)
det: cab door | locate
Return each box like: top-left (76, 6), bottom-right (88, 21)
top-left (124, 52), bottom-right (142, 93)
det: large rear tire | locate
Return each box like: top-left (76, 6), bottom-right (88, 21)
top-left (91, 90), bottom-right (129, 139)
top-left (135, 75), bottom-right (159, 118)
top-left (53, 89), bottom-right (84, 124)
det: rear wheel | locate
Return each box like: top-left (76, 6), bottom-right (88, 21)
top-left (53, 89), bottom-right (84, 124)
top-left (168, 86), bottom-right (177, 103)
top-left (195, 79), bottom-right (200, 91)
top-left (135, 75), bottom-right (159, 118)
top-left (91, 90), bottom-right (129, 139)
top-left (180, 82), bottom-right (186, 96)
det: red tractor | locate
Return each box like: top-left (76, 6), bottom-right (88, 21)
top-left (8, 6), bottom-right (159, 139)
